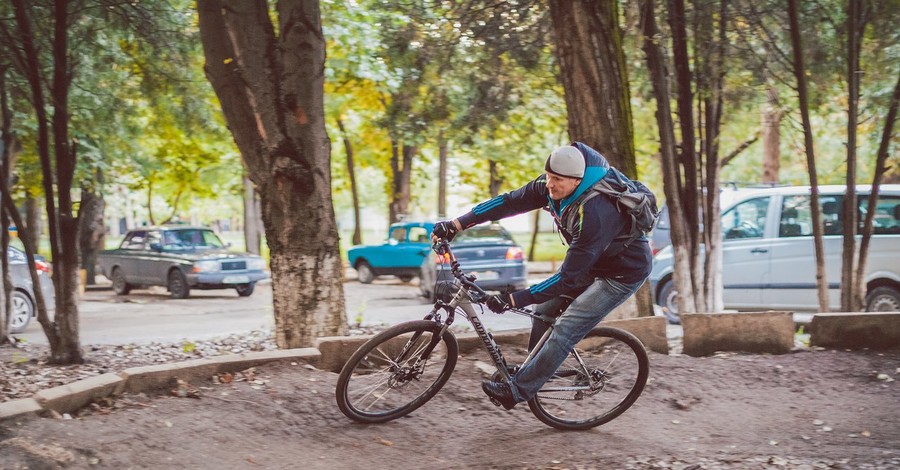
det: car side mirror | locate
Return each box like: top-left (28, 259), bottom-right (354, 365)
top-left (149, 242), bottom-right (162, 252)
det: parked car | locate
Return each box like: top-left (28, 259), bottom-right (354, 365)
top-left (650, 185), bottom-right (900, 323)
top-left (419, 223), bottom-right (528, 302)
top-left (98, 226), bottom-right (269, 299)
top-left (347, 221), bottom-right (434, 284)
top-left (6, 246), bottom-right (55, 333)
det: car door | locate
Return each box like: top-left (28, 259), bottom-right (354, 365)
top-left (118, 230), bottom-right (148, 284)
top-left (763, 193), bottom-right (844, 310)
top-left (720, 196), bottom-right (773, 309)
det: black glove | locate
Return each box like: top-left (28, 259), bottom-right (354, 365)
top-left (486, 293), bottom-right (511, 313)
top-left (432, 220), bottom-right (460, 242)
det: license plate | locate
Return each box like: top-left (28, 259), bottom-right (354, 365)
top-left (473, 271), bottom-right (499, 281)
top-left (222, 275), bottom-right (250, 284)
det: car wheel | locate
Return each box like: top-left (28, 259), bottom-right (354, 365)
top-left (865, 286), bottom-right (900, 312)
top-left (657, 279), bottom-right (681, 325)
top-left (235, 282), bottom-right (256, 297)
top-left (168, 269), bottom-right (190, 299)
top-left (112, 267), bottom-right (131, 295)
top-left (8, 290), bottom-right (34, 334)
top-left (397, 275), bottom-right (414, 283)
top-left (356, 261), bottom-right (375, 284)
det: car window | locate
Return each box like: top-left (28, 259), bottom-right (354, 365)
top-left (389, 227), bottom-right (407, 243)
top-left (860, 194), bottom-right (900, 235)
top-left (164, 229), bottom-right (226, 249)
top-left (146, 231), bottom-right (162, 250)
top-left (408, 227), bottom-right (429, 243)
top-left (722, 197), bottom-right (769, 239)
top-left (121, 231), bottom-right (148, 250)
top-left (779, 194), bottom-right (843, 237)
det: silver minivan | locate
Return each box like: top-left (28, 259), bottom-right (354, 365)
top-left (650, 185), bottom-right (900, 322)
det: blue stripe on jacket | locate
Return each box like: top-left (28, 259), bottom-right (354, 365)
top-left (529, 273), bottom-right (561, 294)
top-left (473, 196), bottom-right (504, 215)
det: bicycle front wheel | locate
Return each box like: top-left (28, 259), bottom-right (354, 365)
top-left (528, 326), bottom-right (649, 431)
top-left (336, 320), bottom-right (458, 423)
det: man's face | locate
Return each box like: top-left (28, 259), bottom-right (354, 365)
top-left (545, 173), bottom-right (582, 201)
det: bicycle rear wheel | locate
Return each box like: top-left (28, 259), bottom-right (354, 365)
top-left (336, 320), bottom-right (458, 423)
top-left (528, 326), bottom-right (649, 430)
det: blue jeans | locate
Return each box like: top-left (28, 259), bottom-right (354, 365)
top-left (508, 277), bottom-right (645, 402)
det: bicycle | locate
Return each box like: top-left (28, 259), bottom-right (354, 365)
top-left (335, 239), bottom-right (650, 430)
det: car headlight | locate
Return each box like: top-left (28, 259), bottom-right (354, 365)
top-left (247, 258), bottom-right (266, 270)
top-left (193, 260), bottom-right (220, 273)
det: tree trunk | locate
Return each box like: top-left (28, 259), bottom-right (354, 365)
top-left (788, 0), bottom-right (829, 313)
top-left (242, 174), bottom-right (263, 255)
top-left (438, 136), bottom-right (448, 218)
top-left (668, 0), bottom-right (704, 311)
top-left (24, 193), bottom-right (41, 252)
top-left (841, 0), bottom-right (863, 311)
top-left (12, 0), bottom-right (83, 364)
top-left (761, 86), bottom-right (781, 184)
top-left (389, 141), bottom-right (414, 224)
top-left (548, 0), bottom-right (636, 177)
top-left (489, 160), bottom-right (502, 198)
top-left (551, 0), bottom-right (653, 316)
top-left (528, 209), bottom-right (540, 262)
top-left (336, 116), bottom-right (361, 245)
top-left (0, 69), bottom-right (12, 341)
top-left (198, 0), bottom-right (347, 348)
top-left (856, 73), bottom-right (900, 310)
top-left (641, 0), bottom-right (696, 314)
top-left (78, 182), bottom-right (106, 285)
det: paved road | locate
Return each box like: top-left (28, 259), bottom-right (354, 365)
top-left (14, 275), bottom-right (543, 345)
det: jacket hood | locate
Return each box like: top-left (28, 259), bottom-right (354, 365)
top-left (549, 142), bottom-right (610, 215)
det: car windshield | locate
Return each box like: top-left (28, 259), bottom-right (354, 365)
top-left (454, 226), bottom-right (513, 244)
top-left (162, 229), bottom-right (226, 250)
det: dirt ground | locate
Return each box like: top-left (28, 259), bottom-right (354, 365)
top-left (1, 346), bottom-right (898, 470)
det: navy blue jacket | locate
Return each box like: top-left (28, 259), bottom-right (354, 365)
top-left (457, 143), bottom-right (652, 307)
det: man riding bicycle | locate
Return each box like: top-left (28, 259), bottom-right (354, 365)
top-left (431, 142), bottom-right (652, 410)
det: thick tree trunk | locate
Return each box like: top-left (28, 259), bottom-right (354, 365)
top-left (198, 0), bottom-right (347, 347)
top-left (548, 0), bottom-right (636, 177)
top-left (841, 0), bottom-right (863, 311)
top-left (78, 183), bottom-right (106, 285)
top-left (242, 174), bottom-right (263, 254)
top-left (761, 87), bottom-right (781, 184)
top-left (788, 0), bottom-right (829, 312)
top-left (856, 73), bottom-right (900, 309)
top-left (389, 141), bottom-right (414, 224)
top-left (24, 193), bottom-right (41, 252)
top-left (641, 0), bottom-right (696, 314)
top-left (336, 116), bottom-right (361, 245)
top-left (551, 0), bottom-right (653, 316)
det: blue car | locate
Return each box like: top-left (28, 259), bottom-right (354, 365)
top-left (347, 221), bottom-right (435, 284)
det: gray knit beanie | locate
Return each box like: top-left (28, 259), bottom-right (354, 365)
top-left (544, 145), bottom-right (585, 179)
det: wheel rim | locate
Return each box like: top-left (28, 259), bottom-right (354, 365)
top-left (9, 293), bottom-right (31, 329)
top-left (113, 270), bottom-right (126, 291)
top-left (530, 331), bottom-right (648, 429)
top-left (340, 324), bottom-right (454, 419)
top-left (664, 286), bottom-right (678, 315)
top-left (870, 293), bottom-right (900, 311)
top-left (357, 264), bottom-right (373, 283)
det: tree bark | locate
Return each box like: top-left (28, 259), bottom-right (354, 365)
top-left (788, 0), bottom-right (829, 312)
top-left (242, 174), bottom-right (263, 255)
top-left (841, 0), bottom-right (863, 311)
top-left (641, 0), bottom-right (696, 314)
top-left (549, 0), bottom-right (636, 177)
top-left (856, 73), bottom-right (900, 310)
top-left (489, 160), bottom-right (502, 198)
top-left (78, 180), bottom-right (106, 285)
top-left (389, 141), bottom-right (414, 224)
top-left (550, 0), bottom-right (653, 317)
top-left (198, 0), bottom-right (347, 347)
top-left (336, 116), bottom-right (361, 245)
top-left (761, 86), bottom-right (781, 184)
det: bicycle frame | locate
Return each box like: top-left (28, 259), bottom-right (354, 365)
top-left (423, 240), bottom-right (599, 394)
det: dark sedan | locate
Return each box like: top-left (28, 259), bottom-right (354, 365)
top-left (98, 226), bottom-right (269, 298)
top-left (419, 223), bottom-right (528, 301)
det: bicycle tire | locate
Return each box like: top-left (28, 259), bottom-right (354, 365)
top-left (336, 320), bottom-right (458, 423)
top-left (527, 326), bottom-right (649, 431)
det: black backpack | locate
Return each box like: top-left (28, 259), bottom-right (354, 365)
top-left (556, 167), bottom-right (660, 255)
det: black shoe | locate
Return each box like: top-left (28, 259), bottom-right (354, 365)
top-left (481, 380), bottom-right (518, 410)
